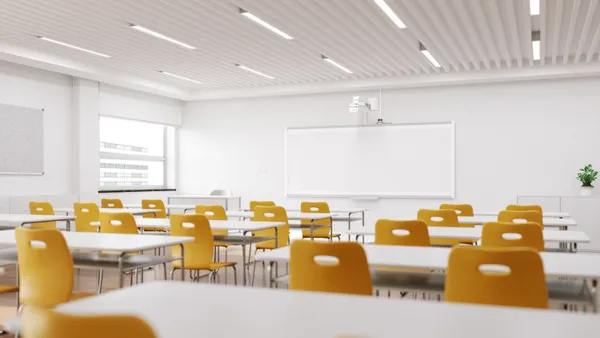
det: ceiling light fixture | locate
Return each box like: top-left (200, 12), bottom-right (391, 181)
top-left (159, 71), bottom-right (202, 84)
top-left (530, 0), bottom-right (540, 15)
top-left (532, 31), bottom-right (541, 61)
top-left (373, 0), bottom-right (407, 29)
top-left (37, 36), bottom-right (110, 57)
top-left (239, 9), bottom-right (294, 40)
top-left (419, 43), bottom-right (441, 68)
top-left (130, 24), bottom-right (196, 49)
top-left (322, 55), bottom-right (353, 74)
top-left (235, 64), bottom-right (274, 79)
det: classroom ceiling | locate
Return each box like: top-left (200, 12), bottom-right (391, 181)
top-left (1, 0), bottom-right (600, 99)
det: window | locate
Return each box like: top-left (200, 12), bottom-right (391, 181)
top-left (99, 117), bottom-right (174, 190)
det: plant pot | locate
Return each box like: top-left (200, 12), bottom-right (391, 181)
top-left (581, 186), bottom-right (594, 196)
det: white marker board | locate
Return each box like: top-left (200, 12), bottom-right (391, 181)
top-left (285, 122), bottom-right (455, 199)
top-left (0, 103), bottom-right (44, 175)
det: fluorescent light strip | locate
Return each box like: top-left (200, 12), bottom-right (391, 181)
top-left (240, 10), bottom-right (293, 40)
top-left (160, 71), bottom-right (202, 84)
top-left (530, 0), bottom-right (540, 15)
top-left (532, 40), bottom-right (541, 60)
top-left (38, 37), bottom-right (110, 58)
top-left (421, 50), bottom-right (441, 68)
top-left (373, 0), bottom-right (406, 29)
top-left (322, 56), bottom-right (353, 74)
top-left (236, 64), bottom-right (274, 79)
top-left (131, 24), bottom-right (196, 49)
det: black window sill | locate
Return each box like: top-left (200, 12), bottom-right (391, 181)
top-left (98, 189), bottom-right (177, 194)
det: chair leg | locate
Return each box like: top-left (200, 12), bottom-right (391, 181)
top-left (224, 249), bottom-right (228, 284)
top-left (170, 268), bottom-right (177, 281)
top-left (96, 269), bottom-right (104, 294)
top-left (163, 263), bottom-right (168, 280)
top-left (232, 265), bottom-right (238, 286)
top-left (251, 248), bottom-right (258, 286)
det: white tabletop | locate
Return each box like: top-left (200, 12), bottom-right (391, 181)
top-left (282, 208), bottom-right (369, 214)
top-left (54, 207), bottom-right (160, 216)
top-left (475, 211), bottom-right (570, 218)
top-left (125, 204), bottom-right (196, 210)
top-left (347, 227), bottom-right (590, 244)
top-left (0, 214), bottom-right (76, 226)
top-left (0, 230), bottom-right (193, 253)
top-left (227, 210), bottom-right (339, 221)
top-left (112, 218), bottom-right (284, 232)
top-left (458, 216), bottom-right (577, 228)
top-left (21, 281), bottom-right (596, 338)
top-left (168, 195), bottom-right (241, 200)
top-left (257, 244), bottom-right (600, 280)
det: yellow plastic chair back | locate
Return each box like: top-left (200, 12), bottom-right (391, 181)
top-left (481, 222), bottom-right (544, 252)
top-left (498, 210), bottom-right (543, 228)
top-left (101, 198), bottom-right (123, 209)
top-left (29, 202), bottom-right (56, 229)
top-left (440, 204), bottom-right (474, 216)
top-left (195, 205), bottom-right (228, 236)
top-left (74, 203), bottom-right (100, 233)
top-left (290, 240), bottom-right (372, 296)
top-left (251, 206), bottom-right (290, 249)
top-left (21, 306), bottom-right (157, 338)
top-left (506, 204), bottom-right (543, 214)
top-left (170, 214), bottom-right (214, 269)
top-left (445, 246), bottom-right (548, 309)
top-left (417, 209), bottom-right (461, 246)
top-left (142, 199), bottom-right (167, 218)
top-left (301, 202), bottom-right (332, 238)
top-left (15, 228), bottom-right (74, 308)
top-left (374, 220), bottom-right (430, 246)
top-left (249, 200), bottom-right (276, 211)
top-left (99, 212), bottom-right (139, 235)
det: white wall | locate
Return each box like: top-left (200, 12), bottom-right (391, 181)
top-left (179, 77), bottom-right (600, 226)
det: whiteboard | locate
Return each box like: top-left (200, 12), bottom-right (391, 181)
top-left (0, 103), bottom-right (44, 175)
top-left (285, 122), bottom-right (455, 199)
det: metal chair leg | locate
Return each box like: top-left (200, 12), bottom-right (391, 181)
top-left (251, 248), bottom-right (259, 286)
top-left (232, 265), bottom-right (238, 286)
top-left (163, 263), bottom-right (167, 280)
top-left (96, 269), bottom-right (104, 294)
top-left (170, 268), bottom-right (177, 281)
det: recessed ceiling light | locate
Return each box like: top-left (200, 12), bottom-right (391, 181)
top-left (373, 0), bottom-right (407, 29)
top-left (130, 24), bottom-right (196, 50)
top-left (530, 0), bottom-right (540, 15)
top-left (239, 9), bottom-right (294, 40)
top-left (37, 36), bottom-right (110, 58)
top-left (159, 71), bottom-right (202, 84)
top-left (322, 55), bottom-right (353, 74)
top-left (235, 64), bottom-right (274, 79)
top-left (532, 31), bottom-right (541, 61)
top-left (419, 43), bottom-right (441, 68)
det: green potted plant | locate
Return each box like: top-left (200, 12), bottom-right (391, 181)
top-left (577, 164), bottom-right (598, 196)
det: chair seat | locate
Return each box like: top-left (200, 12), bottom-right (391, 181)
top-left (302, 233), bottom-right (342, 239)
top-left (0, 285), bottom-right (18, 294)
top-left (172, 261), bottom-right (236, 270)
top-left (67, 292), bottom-right (95, 302)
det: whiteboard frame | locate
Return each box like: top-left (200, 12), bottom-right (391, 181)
top-left (284, 121), bottom-right (456, 199)
top-left (0, 104), bottom-right (44, 176)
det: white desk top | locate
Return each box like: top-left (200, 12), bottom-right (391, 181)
top-left (257, 244), bottom-right (600, 280)
top-left (113, 218), bottom-right (284, 232)
top-left (168, 195), bottom-right (241, 200)
top-left (0, 230), bottom-right (193, 253)
top-left (475, 211), bottom-right (570, 218)
top-left (54, 208), bottom-right (160, 216)
top-left (227, 210), bottom-right (339, 221)
top-left (347, 227), bottom-right (590, 244)
top-left (281, 208), bottom-right (369, 214)
top-left (0, 214), bottom-right (76, 226)
top-left (23, 281), bottom-right (596, 338)
top-left (458, 216), bottom-right (577, 228)
top-left (125, 204), bottom-right (196, 210)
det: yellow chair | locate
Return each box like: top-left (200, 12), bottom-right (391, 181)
top-left (498, 210), bottom-right (544, 229)
top-left (29, 201), bottom-right (56, 229)
top-left (481, 222), bottom-right (544, 252)
top-left (15, 228), bottom-right (91, 309)
top-left (251, 206), bottom-right (290, 250)
top-left (99, 212), bottom-right (139, 235)
top-left (74, 203), bottom-right (100, 233)
top-left (141, 199), bottom-right (167, 232)
top-left (374, 220), bottom-right (430, 246)
top-left (301, 202), bottom-right (340, 240)
top-left (170, 214), bottom-right (237, 284)
top-left (249, 200), bottom-right (275, 211)
top-left (21, 306), bottom-right (156, 338)
top-left (416, 209), bottom-right (462, 246)
top-left (195, 205), bottom-right (232, 263)
top-left (439, 204), bottom-right (478, 244)
top-left (445, 246), bottom-right (548, 309)
top-left (290, 240), bottom-right (372, 296)
top-left (100, 198), bottom-right (123, 209)
top-left (507, 204), bottom-right (543, 213)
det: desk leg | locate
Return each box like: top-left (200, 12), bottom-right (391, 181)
top-left (310, 219), bottom-right (315, 240)
top-left (179, 244), bottom-right (185, 282)
top-left (267, 261), bottom-right (275, 288)
top-left (225, 199), bottom-right (229, 211)
top-left (242, 232), bottom-right (248, 286)
top-left (118, 254), bottom-right (124, 288)
top-left (15, 263), bottom-right (19, 313)
top-left (347, 212), bottom-right (352, 241)
top-left (559, 225), bottom-right (567, 251)
top-left (592, 279), bottom-right (598, 313)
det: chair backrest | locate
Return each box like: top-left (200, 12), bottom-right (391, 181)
top-left (99, 212), bottom-right (139, 235)
top-left (141, 199), bottom-right (167, 218)
top-left (195, 205), bottom-right (227, 220)
top-left (210, 189), bottom-right (230, 196)
top-left (21, 306), bottom-right (157, 338)
top-left (374, 220), bottom-right (430, 246)
top-left (439, 204), bottom-right (474, 216)
top-left (498, 210), bottom-right (543, 228)
top-left (481, 222), bottom-right (544, 252)
top-left (417, 209), bottom-right (459, 227)
top-left (101, 198), bottom-right (124, 209)
top-left (74, 203), bottom-right (100, 233)
top-left (15, 228), bottom-right (74, 308)
top-left (445, 246), bottom-right (548, 309)
top-left (290, 241), bottom-right (372, 296)
top-left (249, 200), bottom-right (276, 211)
top-left (170, 214), bottom-right (214, 268)
top-left (506, 204), bottom-right (543, 214)
top-left (251, 206), bottom-right (290, 248)
top-left (300, 201), bottom-right (331, 237)
top-left (28, 201), bottom-right (56, 229)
